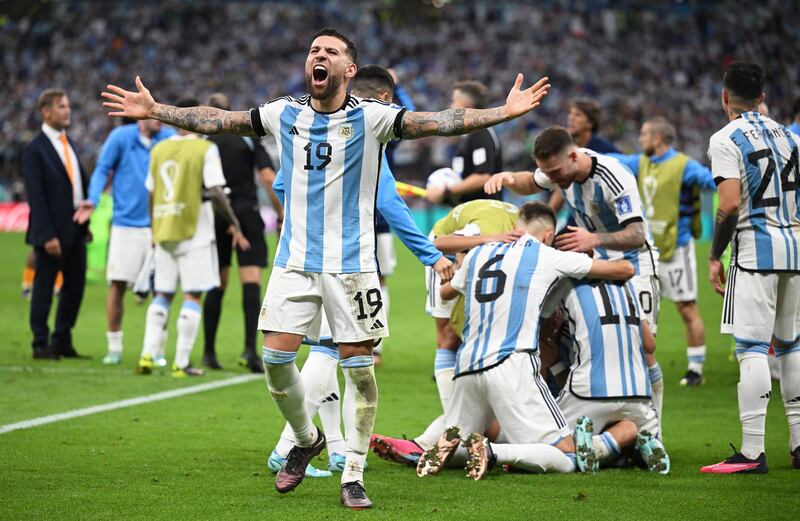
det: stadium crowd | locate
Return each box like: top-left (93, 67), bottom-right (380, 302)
top-left (2, 0), bottom-right (799, 190)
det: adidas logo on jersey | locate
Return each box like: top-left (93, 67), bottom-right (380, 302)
top-left (290, 126), bottom-right (299, 135)
top-left (370, 319), bottom-right (384, 331)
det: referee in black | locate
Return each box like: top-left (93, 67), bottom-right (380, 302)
top-left (426, 80), bottom-right (503, 204)
top-left (202, 93), bottom-right (278, 373)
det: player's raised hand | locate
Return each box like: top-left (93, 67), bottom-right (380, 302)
top-left (502, 74), bottom-right (550, 120)
top-left (433, 256), bottom-right (454, 283)
top-left (102, 76), bottom-right (156, 120)
top-left (708, 258), bottom-right (726, 296)
top-left (484, 172), bottom-right (514, 195)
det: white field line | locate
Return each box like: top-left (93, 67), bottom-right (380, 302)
top-left (0, 373), bottom-right (262, 434)
top-left (0, 365), bottom-right (244, 377)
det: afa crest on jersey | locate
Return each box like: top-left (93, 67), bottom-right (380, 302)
top-left (339, 123), bottom-right (354, 139)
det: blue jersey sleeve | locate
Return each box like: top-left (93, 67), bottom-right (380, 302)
top-left (377, 159), bottom-right (442, 266)
top-left (683, 159), bottom-right (716, 191)
top-left (394, 85), bottom-right (416, 111)
top-left (88, 130), bottom-right (122, 206)
top-left (607, 153), bottom-right (641, 176)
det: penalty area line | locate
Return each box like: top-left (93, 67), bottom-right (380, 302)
top-left (0, 373), bottom-right (262, 435)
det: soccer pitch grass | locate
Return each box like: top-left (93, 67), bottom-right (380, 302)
top-left (1, 232), bottom-right (798, 520)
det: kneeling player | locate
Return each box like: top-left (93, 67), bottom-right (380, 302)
top-left (540, 278), bottom-right (669, 474)
top-left (415, 202), bottom-right (635, 479)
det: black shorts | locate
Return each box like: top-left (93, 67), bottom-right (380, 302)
top-left (214, 203), bottom-right (268, 268)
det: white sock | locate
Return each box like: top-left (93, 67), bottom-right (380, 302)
top-left (274, 346), bottom-right (340, 458)
top-left (648, 363), bottom-right (664, 424)
top-left (340, 356), bottom-right (378, 485)
top-left (107, 331), bottom-right (123, 354)
top-left (434, 348), bottom-right (456, 412)
top-left (593, 432), bottom-right (621, 464)
top-left (174, 301), bottom-right (201, 369)
top-left (777, 350), bottom-right (800, 451)
top-left (687, 345), bottom-right (706, 374)
top-left (414, 414), bottom-right (447, 451)
top-left (263, 347), bottom-right (315, 447)
top-left (737, 349), bottom-right (771, 459)
top-left (491, 443), bottom-right (575, 473)
top-left (141, 296), bottom-right (169, 358)
top-left (316, 348), bottom-right (347, 456)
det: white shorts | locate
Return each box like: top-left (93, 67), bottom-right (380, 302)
top-left (557, 392), bottom-right (659, 435)
top-left (658, 240), bottom-right (698, 303)
top-left (106, 225), bottom-right (152, 284)
top-left (154, 241), bottom-right (220, 294)
top-left (446, 352), bottom-right (571, 445)
top-left (376, 233), bottom-right (397, 278)
top-left (722, 266), bottom-right (800, 352)
top-left (632, 274), bottom-right (660, 334)
top-left (425, 264), bottom-right (456, 319)
top-left (259, 267), bottom-right (388, 343)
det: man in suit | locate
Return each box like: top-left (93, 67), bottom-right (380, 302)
top-left (22, 88), bottom-right (90, 360)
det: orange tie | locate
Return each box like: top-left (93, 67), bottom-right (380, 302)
top-left (58, 133), bottom-right (75, 184)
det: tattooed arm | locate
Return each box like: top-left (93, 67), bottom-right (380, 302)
top-left (555, 221), bottom-right (645, 253)
top-left (400, 74), bottom-right (550, 139)
top-left (102, 76), bottom-right (257, 136)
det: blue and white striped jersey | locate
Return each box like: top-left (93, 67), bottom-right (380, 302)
top-left (560, 279), bottom-right (650, 399)
top-left (449, 233), bottom-right (593, 377)
top-left (250, 94), bottom-right (405, 273)
top-left (708, 112), bottom-right (800, 272)
top-left (534, 149), bottom-right (659, 276)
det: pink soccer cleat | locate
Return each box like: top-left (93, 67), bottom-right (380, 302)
top-left (370, 434), bottom-right (423, 467)
top-left (700, 444), bottom-right (767, 474)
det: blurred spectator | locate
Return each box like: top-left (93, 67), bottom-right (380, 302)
top-left (2, 0), bottom-right (799, 187)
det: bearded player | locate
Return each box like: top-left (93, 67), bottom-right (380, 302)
top-left (102, 28), bottom-right (550, 508)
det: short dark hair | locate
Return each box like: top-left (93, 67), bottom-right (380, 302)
top-left (723, 62), bottom-right (765, 102)
top-left (519, 201), bottom-right (556, 230)
top-left (533, 126), bottom-right (575, 160)
top-left (206, 93), bottom-right (230, 110)
top-left (792, 96), bottom-right (800, 119)
top-left (570, 99), bottom-right (601, 132)
top-left (453, 80), bottom-right (489, 109)
top-left (176, 98), bottom-right (200, 108)
top-left (351, 65), bottom-right (395, 98)
top-left (312, 27), bottom-right (358, 64)
top-left (38, 88), bottom-right (67, 110)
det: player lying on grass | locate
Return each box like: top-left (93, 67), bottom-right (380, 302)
top-left (538, 277), bottom-right (669, 474)
top-left (263, 64), bottom-right (453, 478)
top-left (413, 202), bottom-right (635, 479)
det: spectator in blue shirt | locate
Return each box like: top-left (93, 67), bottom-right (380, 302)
top-left (75, 120), bottom-right (175, 365)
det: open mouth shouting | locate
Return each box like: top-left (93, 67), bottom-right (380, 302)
top-left (312, 64), bottom-right (329, 88)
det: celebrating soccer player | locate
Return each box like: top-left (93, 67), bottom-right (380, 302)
top-left (701, 62), bottom-right (800, 474)
top-left (101, 28), bottom-right (549, 508)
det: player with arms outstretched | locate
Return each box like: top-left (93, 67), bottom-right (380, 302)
top-left (101, 28), bottom-right (550, 508)
top-left (701, 62), bottom-right (800, 474)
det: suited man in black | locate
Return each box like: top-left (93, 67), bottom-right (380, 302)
top-left (22, 89), bottom-right (90, 359)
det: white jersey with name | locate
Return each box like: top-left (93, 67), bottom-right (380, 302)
top-left (251, 94), bottom-right (405, 273)
top-left (449, 234), bottom-right (593, 377)
top-left (708, 111), bottom-right (800, 272)
top-left (534, 149), bottom-right (659, 276)
top-left (560, 279), bottom-right (650, 399)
